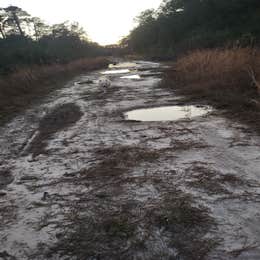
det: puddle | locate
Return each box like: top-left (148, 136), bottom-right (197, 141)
top-left (101, 69), bottom-right (130, 75)
top-left (103, 61), bottom-right (159, 75)
top-left (124, 105), bottom-right (212, 122)
top-left (109, 62), bottom-right (137, 69)
top-left (120, 74), bottom-right (141, 79)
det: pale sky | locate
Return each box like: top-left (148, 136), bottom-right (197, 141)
top-left (0, 0), bottom-right (162, 45)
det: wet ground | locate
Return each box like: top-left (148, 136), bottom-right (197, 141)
top-left (0, 61), bottom-right (260, 259)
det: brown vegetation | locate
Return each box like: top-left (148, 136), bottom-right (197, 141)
top-left (0, 57), bottom-right (109, 124)
top-left (163, 48), bottom-right (260, 133)
top-left (164, 48), bottom-right (260, 130)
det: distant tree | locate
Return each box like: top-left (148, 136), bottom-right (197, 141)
top-left (126, 0), bottom-right (260, 55)
top-left (0, 8), bottom-right (7, 38)
top-left (3, 6), bottom-right (30, 36)
top-left (51, 22), bottom-right (70, 38)
top-left (0, 5), bottom-right (106, 75)
top-left (135, 9), bottom-right (156, 25)
top-left (30, 17), bottom-right (50, 40)
top-left (50, 21), bottom-right (88, 39)
top-left (69, 22), bottom-right (88, 40)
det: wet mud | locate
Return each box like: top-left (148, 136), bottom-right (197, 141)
top-left (22, 103), bottom-right (83, 157)
top-left (0, 170), bottom-right (13, 190)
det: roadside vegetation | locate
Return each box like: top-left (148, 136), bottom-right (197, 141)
top-left (165, 47), bottom-right (260, 108)
top-left (0, 5), bottom-right (111, 123)
top-left (124, 0), bottom-right (260, 57)
top-left (164, 47), bottom-right (260, 131)
top-left (0, 57), bottom-right (109, 124)
top-left (0, 6), bottom-right (108, 75)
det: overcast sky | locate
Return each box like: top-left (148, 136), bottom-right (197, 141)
top-left (1, 0), bottom-right (162, 45)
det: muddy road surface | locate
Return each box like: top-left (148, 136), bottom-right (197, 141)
top-left (0, 61), bottom-right (260, 260)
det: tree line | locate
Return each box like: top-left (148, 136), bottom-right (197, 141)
top-left (124, 0), bottom-right (260, 56)
top-left (0, 6), bottom-right (107, 75)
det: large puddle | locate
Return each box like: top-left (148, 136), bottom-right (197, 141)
top-left (124, 105), bottom-right (212, 122)
top-left (101, 61), bottom-right (160, 76)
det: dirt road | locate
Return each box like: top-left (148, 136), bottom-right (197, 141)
top-left (0, 61), bottom-right (260, 259)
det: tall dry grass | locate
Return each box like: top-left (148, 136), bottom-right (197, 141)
top-left (0, 57), bottom-right (109, 122)
top-left (168, 48), bottom-right (260, 107)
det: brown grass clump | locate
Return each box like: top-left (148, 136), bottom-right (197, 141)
top-left (0, 57), bottom-right (109, 124)
top-left (153, 191), bottom-right (217, 260)
top-left (80, 145), bottom-right (160, 180)
top-left (166, 48), bottom-right (260, 108)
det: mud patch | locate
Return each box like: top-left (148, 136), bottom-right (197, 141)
top-left (0, 203), bottom-right (17, 230)
top-left (23, 103), bottom-right (83, 157)
top-left (0, 251), bottom-right (17, 259)
top-left (80, 145), bottom-right (160, 181)
top-left (45, 145), bottom-right (217, 259)
top-left (186, 164), bottom-right (255, 195)
top-left (153, 191), bottom-right (217, 259)
top-left (170, 139), bottom-right (209, 151)
top-left (74, 79), bottom-right (94, 85)
top-left (0, 169), bottom-right (14, 189)
top-left (95, 146), bottom-right (159, 165)
top-left (48, 205), bottom-right (138, 259)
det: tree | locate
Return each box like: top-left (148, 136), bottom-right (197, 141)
top-left (50, 21), bottom-right (87, 39)
top-left (0, 4), bottom-right (105, 74)
top-left (0, 8), bottom-right (7, 38)
top-left (135, 9), bottom-right (156, 26)
top-left (4, 6), bottom-right (30, 36)
top-left (69, 22), bottom-right (88, 40)
top-left (30, 17), bottom-right (50, 40)
top-left (126, 0), bottom-right (260, 54)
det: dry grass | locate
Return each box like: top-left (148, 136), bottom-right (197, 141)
top-left (0, 57), bottom-right (109, 124)
top-left (166, 48), bottom-right (260, 107)
top-left (79, 145), bottom-right (160, 181)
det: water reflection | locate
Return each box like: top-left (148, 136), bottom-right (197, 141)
top-left (124, 105), bottom-right (212, 122)
top-left (109, 62), bottom-right (137, 69)
top-left (101, 69), bottom-right (130, 75)
top-left (120, 75), bottom-right (141, 79)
